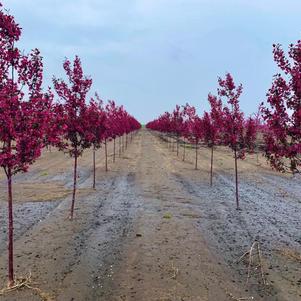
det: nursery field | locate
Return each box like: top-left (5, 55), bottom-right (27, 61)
top-left (0, 129), bottom-right (300, 301)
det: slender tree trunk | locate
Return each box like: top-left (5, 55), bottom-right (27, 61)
top-left (7, 167), bottom-right (14, 287)
top-left (113, 138), bottom-right (116, 163)
top-left (172, 136), bottom-right (175, 152)
top-left (195, 141), bottom-right (198, 170)
top-left (176, 134), bottom-right (179, 156)
top-left (256, 135), bottom-right (259, 164)
top-left (125, 134), bottom-right (128, 149)
top-left (105, 139), bottom-right (108, 172)
top-left (119, 136), bottom-right (121, 157)
top-left (7, 45), bottom-right (14, 287)
top-left (70, 153), bottom-right (78, 220)
top-left (234, 149), bottom-right (240, 209)
top-left (210, 145), bottom-right (214, 186)
top-left (92, 146), bottom-right (96, 189)
top-left (183, 140), bottom-right (186, 161)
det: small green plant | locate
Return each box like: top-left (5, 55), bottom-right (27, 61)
top-left (40, 171), bottom-right (48, 176)
top-left (163, 212), bottom-right (172, 219)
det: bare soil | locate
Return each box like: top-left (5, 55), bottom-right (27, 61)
top-left (0, 129), bottom-right (300, 301)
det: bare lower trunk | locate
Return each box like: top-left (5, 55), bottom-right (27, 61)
top-left (183, 140), bottom-right (186, 161)
top-left (210, 145), bottom-right (214, 186)
top-left (234, 149), bottom-right (240, 209)
top-left (125, 134), bottom-right (128, 149)
top-left (7, 167), bottom-right (14, 287)
top-left (105, 139), bottom-right (108, 172)
top-left (195, 141), bottom-right (198, 170)
top-left (70, 153), bottom-right (78, 220)
top-left (119, 136), bottom-right (121, 157)
top-left (176, 134), bottom-right (179, 156)
top-left (93, 146), bottom-right (96, 189)
top-left (113, 138), bottom-right (116, 163)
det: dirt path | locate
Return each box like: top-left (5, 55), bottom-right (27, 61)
top-left (104, 130), bottom-right (248, 301)
top-left (0, 129), bottom-right (300, 300)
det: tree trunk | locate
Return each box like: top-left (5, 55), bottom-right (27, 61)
top-left (7, 167), bottom-right (14, 287)
top-left (183, 140), bottom-right (186, 161)
top-left (92, 146), bottom-right (96, 189)
top-left (234, 149), bottom-right (240, 210)
top-left (105, 139), bottom-right (108, 172)
top-left (7, 46), bottom-right (14, 287)
top-left (70, 153), bottom-right (78, 220)
top-left (210, 145), bottom-right (214, 186)
top-left (125, 134), bottom-right (128, 149)
top-left (176, 134), bottom-right (179, 156)
top-left (113, 138), bottom-right (116, 163)
top-left (119, 136), bottom-right (121, 157)
top-left (195, 141), bottom-right (198, 170)
top-left (172, 136), bottom-right (175, 152)
top-left (256, 135), bottom-right (259, 164)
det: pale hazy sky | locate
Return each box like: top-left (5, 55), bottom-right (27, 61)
top-left (4, 0), bottom-right (301, 123)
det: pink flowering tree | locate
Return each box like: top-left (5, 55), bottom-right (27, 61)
top-left (170, 105), bottom-right (184, 156)
top-left (186, 113), bottom-right (203, 170)
top-left (261, 41), bottom-right (301, 174)
top-left (105, 100), bottom-right (120, 164)
top-left (116, 106), bottom-right (126, 157)
top-left (0, 3), bottom-right (51, 286)
top-left (87, 93), bottom-right (106, 189)
top-left (251, 107), bottom-right (264, 164)
top-left (181, 104), bottom-right (196, 161)
top-left (102, 101), bottom-right (115, 171)
top-left (218, 73), bottom-right (257, 209)
top-left (146, 112), bottom-right (172, 147)
top-left (202, 94), bottom-right (223, 185)
top-left (53, 56), bottom-right (92, 220)
top-left (42, 90), bottom-right (67, 150)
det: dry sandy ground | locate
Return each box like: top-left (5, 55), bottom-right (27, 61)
top-left (0, 129), bottom-right (300, 301)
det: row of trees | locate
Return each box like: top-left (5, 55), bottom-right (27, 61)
top-left (0, 3), bottom-right (140, 287)
top-left (147, 39), bottom-right (301, 211)
top-left (146, 73), bottom-right (258, 210)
